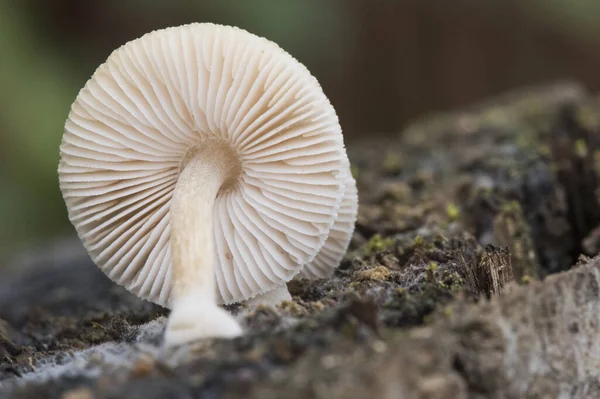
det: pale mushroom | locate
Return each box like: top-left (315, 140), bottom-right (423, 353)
top-left (299, 171), bottom-right (358, 279)
top-left (58, 23), bottom-right (348, 346)
top-left (245, 169), bottom-right (358, 307)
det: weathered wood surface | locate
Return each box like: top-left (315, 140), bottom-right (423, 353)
top-left (2, 81), bottom-right (600, 398)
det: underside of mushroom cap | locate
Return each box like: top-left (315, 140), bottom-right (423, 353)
top-left (58, 23), bottom-right (347, 307)
top-left (298, 171), bottom-right (358, 279)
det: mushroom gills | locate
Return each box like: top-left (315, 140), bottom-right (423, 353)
top-left (165, 140), bottom-right (243, 346)
top-left (298, 172), bottom-right (358, 279)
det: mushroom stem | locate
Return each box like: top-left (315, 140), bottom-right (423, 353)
top-left (164, 141), bottom-right (243, 346)
top-left (244, 283), bottom-right (292, 309)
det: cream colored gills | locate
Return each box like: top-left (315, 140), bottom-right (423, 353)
top-left (299, 171), bottom-right (358, 279)
top-left (58, 23), bottom-right (355, 346)
top-left (249, 170), bottom-right (358, 307)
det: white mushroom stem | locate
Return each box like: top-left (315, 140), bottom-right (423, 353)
top-left (244, 283), bottom-right (292, 309)
top-left (164, 140), bottom-right (243, 347)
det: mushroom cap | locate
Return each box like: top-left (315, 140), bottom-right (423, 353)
top-left (58, 23), bottom-right (347, 306)
top-left (298, 170), bottom-right (358, 279)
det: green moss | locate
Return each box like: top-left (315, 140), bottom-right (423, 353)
top-left (443, 306), bottom-right (453, 317)
top-left (575, 138), bottom-right (589, 158)
top-left (516, 133), bottom-right (533, 148)
top-left (521, 275), bottom-right (532, 285)
top-left (426, 261), bottom-right (438, 282)
top-left (445, 203), bottom-right (460, 222)
top-left (382, 152), bottom-right (403, 173)
top-left (439, 271), bottom-right (464, 292)
top-left (365, 234), bottom-right (394, 254)
top-left (357, 266), bottom-right (392, 281)
top-left (501, 200), bottom-right (522, 213)
top-left (538, 144), bottom-right (551, 157)
top-left (414, 235), bottom-right (425, 247)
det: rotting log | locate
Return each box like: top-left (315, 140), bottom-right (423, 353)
top-left (3, 81), bottom-right (600, 398)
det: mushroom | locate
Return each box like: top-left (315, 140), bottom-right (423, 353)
top-left (245, 170), bottom-right (357, 307)
top-left (299, 171), bottom-right (358, 279)
top-left (58, 23), bottom-right (350, 346)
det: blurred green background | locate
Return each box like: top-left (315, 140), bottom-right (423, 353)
top-left (2, 0), bottom-right (600, 263)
